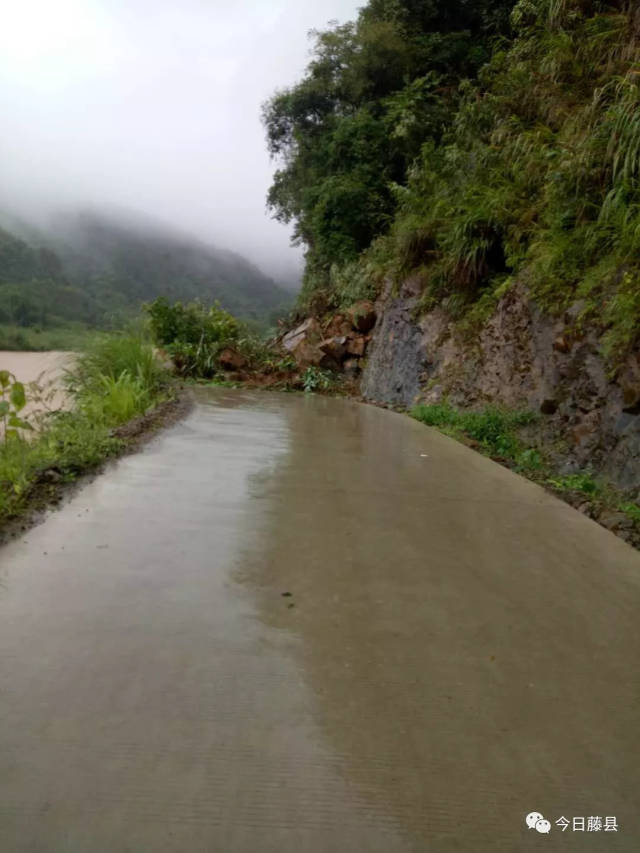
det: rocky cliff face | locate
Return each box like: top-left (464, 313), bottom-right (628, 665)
top-left (362, 280), bottom-right (640, 493)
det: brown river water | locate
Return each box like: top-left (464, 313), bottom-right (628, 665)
top-left (0, 387), bottom-right (639, 850)
top-left (0, 350), bottom-right (73, 418)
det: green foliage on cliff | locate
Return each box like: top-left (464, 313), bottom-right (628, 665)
top-left (263, 0), bottom-right (514, 305)
top-left (265, 0), bottom-right (640, 361)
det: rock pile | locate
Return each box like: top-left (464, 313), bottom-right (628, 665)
top-left (281, 301), bottom-right (376, 377)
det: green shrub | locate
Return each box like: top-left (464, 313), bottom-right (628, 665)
top-left (619, 502), bottom-right (640, 523)
top-left (145, 297), bottom-right (241, 378)
top-left (302, 366), bottom-right (333, 393)
top-left (0, 370), bottom-right (33, 440)
top-left (72, 331), bottom-right (166, 394)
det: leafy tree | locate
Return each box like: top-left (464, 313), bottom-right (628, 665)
top-left (263, 0), bottom-right (516, 297)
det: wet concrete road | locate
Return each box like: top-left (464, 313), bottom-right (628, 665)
top-left (1, 389), bottom-right (640, 851)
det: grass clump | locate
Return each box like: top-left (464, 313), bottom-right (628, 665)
top-left (546, 472), bottom-right (601, 496)
top-left (411, 402), bottom-right (541, 470)
top-left (71, 330), bottom-right (166, 396)
top-left (619, 502), bottom-right (640, 524)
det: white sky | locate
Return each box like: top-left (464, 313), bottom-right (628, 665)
top-left (0, 0), bottom-right (362, 279)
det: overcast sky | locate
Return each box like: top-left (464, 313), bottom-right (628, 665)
top-left (0, 0), bottom-right (362, 280)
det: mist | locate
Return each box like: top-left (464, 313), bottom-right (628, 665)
top-left (0, 0), bottom-right (362, 283)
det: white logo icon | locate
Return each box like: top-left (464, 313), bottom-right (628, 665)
top-left (526, 812), bottom-right (551, 833)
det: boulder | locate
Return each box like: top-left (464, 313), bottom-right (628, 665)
top-left (324, 314), bottom-right (353, 338)
top-left (218, 348), bottom-right (248, 371)
top-left (553, 334), bottom-right (571, 354)
top-left (345, 334), bottom-right (367, 358)
top-left (346, 301), bottom-right (377, 334)
top-left (343, 358), bottom-right (362, 378)
top-left (318, 336), bottom-right (347, 361)
top-left (282, 318), bottom-right (322, 352)
top-left (620, 356), bottom-right (640, 414)
top-left (292, 339), bottom-right (331, 369)
top-left (598, 511), bottom-right (631, 532)
top-left (571, 410), bottom-right (601, 449)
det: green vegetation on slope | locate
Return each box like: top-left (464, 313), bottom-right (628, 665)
top-left (0, 324), bottom-right (98, 352)
top-left (0, 212), bottom-right (292, 346)
top-left (145, 297), bottom-right (295, 379)
top-left (412, 402), bottom-right (541, 469)
top-left (264, 0), bottom-right (640, 363)
top-left (412, 401), bottom-right (640, 536)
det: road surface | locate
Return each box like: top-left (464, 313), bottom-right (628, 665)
top-left (1, 388), bottom-right (639, 851)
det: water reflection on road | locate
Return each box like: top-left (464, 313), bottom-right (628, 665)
top-left (0, 388), bottom-right (639, 851)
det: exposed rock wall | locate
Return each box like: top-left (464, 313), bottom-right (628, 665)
top-left (362, 280), bottom-right (640, 493)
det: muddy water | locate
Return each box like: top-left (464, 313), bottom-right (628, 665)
top-left (0, 350), bottom-right (72, 417)
top-left (0, 388), bottom-right (639, 851)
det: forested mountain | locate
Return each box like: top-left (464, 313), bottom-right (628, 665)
top-left (0, 211), bottom-right (291, 331)
top-left (264, 0), bottom-right (640, 361)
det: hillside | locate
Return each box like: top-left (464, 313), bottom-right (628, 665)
top-left (0, 211), bottom-right (291, 337)
top-left (264, 0), bottom-right (640, 498)
top-left (265, 0), bottom-right (640, 347)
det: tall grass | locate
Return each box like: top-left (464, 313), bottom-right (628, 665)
top-left (72, 332), bottom-right (165, 394)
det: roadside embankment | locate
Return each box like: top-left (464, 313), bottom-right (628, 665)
top-left (0, 335), bottom-right (189, 544)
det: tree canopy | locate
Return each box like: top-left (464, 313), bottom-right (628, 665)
top-left (263, 0), bottom-right (515, 282)
top-left (264, 0), bottom-right (640, 361)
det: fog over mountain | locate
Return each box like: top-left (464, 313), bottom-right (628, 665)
top-left (0, 0), bottom-right (361, 284)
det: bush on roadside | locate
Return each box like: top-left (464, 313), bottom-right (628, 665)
top-left (0, 370), bottom-right (33, 440)
top-left (145, 297), bottom-right (242, 378)
top-left (144, 297), bottom-right (284, 379)
top-left (71, 330), bottom-right (166, 395)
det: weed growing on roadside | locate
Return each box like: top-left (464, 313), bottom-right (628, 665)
top-left (302, 367), bottom-right (333, 393)
top-left (546, 472), bottom-right (601, 496)
top-left (411, 402), bottom-right (540, 468)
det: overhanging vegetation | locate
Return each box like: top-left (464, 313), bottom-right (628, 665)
top-left (264, 0), bottom-right (640, 365)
